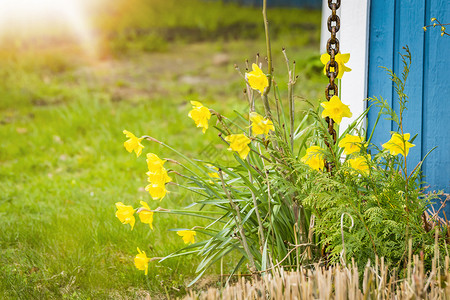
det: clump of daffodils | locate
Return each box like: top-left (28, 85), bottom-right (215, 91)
top-left (114, 45), bottom-right (439, 282)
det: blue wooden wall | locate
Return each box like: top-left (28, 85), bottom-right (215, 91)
top-left (219, 0), bottom-right (321, 9)
top-left (367, 0), bottom-right (450, 196)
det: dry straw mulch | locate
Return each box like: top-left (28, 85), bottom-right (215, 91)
top-left (184, 255), bottom-right (450, 299)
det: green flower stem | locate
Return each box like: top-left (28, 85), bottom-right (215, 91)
top-left (219, 169), bottom-right (257, 273)
top-left (247, 157), bottom-right (266, 253)
top-left (257, 243), bottom-right (315, 274)
top-left (210, 110), bottom-right (231, 135)
top-left (288, 79), bottom-right (294, 153)
top-left (151, 210), bottom-right (223, 221)
top-left (262, 0), bottom-right (272, 118)
top-left (273, 83), bottom-right (290, 146)
top-left (154, 209), bottom-right (224, 215)
top-left (247, 88), bottom-right (266, 254)
top-left (282, 48), bottom-right (296, 153)
top-left (261, 94), bottom-right (272, 120)
top-left (264, 165), bottom-right (275, 267)
top-left (142, 135), bottom-right (208, 177)
top-left (347, 200), bottom-right (378, 256)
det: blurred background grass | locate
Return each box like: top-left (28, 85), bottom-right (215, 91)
top-left (0, 0), bottom-right (324, 298)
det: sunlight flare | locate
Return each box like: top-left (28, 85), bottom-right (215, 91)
top-left (0, 0), bottom-right (96, 56)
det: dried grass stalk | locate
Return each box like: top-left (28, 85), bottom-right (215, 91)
top-left (184, 253), bottom-right (450, 300)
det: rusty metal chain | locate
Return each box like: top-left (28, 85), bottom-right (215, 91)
top-left (324, 0), bottom-right (341, 172)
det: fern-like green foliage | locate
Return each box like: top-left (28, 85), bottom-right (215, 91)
top-left (275, 46), bottom-right (442, 270)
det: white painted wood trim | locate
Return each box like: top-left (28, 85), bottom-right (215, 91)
top-left (338, 0), bottom-right (371, 136)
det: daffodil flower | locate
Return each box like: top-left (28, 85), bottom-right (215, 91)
top-left (347, 155), bottom-right (371, 175)
top-left (188, 101), bottom-right (211, 133)
top-left (320, 52), bottom-right (352, 79)
top-left (225, 134), bottom-right (251, 160)
top-left (146, 153), bottom-right (166, 173)
top-left (144, 153), bottom-right (171, 200)
top-left (249, 112), bottom-right (274, 136)
top-left (115, 202), bottom-right (135, 230)
top-left (382, 133), bottom-right (415, 157)
top-left (246, 63), bottom-right (269, 94)
top-left (301, 146), bottom-right (325, 171)
top-left (138, 201), bottom-right (154, 230)
top-left (206, 164), bottom-right (220, 183)
top-left (145, 183), bottom-right (168, 200)
top-left (123, 130), bottom-right (144, 157)
top-left (146, 169), bottom-right (172, 186)
top-left (134, 247), bottom-right (151, 275)
top-left (338, 134), bottom-right (366, 155)
top-left (177, 230), bottom-right (196, 244)
top-left (320, 96), bottom-right (352, 125)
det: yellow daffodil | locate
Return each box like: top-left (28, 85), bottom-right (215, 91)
top-left (320, 52), bottom-right (352, 79)
top-left (246, 63), bottom-right (269, 94)
top-left (115, 202), bottom-right (135, 230)
top-left (188, 101), bottom-right (211, 133)
top-left (145, 183), bottom-right (168, 200)
top-left (146, 169), bottom-right (172, 185)
top-left (123, 130), bottom-right (144, 157)
top-left (138, 201), bottom-right (154, 230)
top-left (347, 155), bottom-right (371, 175)
top-left (320, 96), bottom-right (352, 125)
top-left (134, 247), bottom-right (151, 275)
top-left (225, 134), bottom-right (251, 160)
top-left (382, 133), bottom-right (415, 157)
top-left (338, 134), bottom-right (365, 155)
top-left (208, 172), bottom-right (220, 183)
top-left (145, 153), bottom-right (171, 200)
top-left (206, 164), bottom-right (220, 183)
top-left (146, 153), bottom-right (166, 173)
top-left (177, 230), bottom-right (196, 244)
top-left (249, 112), bottom-right (274, 136)
top-left (301, 146), bottom-right (324, 171)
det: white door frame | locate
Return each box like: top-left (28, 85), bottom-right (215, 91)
top-left (320, 0), bottom-right (371, 135)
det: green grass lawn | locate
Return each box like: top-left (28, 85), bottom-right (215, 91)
top-left (0, 2), bottom-right (324, 298)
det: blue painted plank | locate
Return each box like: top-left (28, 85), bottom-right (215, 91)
top-left (394, 0), bottom-right (426, 171)
top-left (422, 0), bottom-right (450, 193)
top-left (367, 0), bottom-right (396, 150)
top-left (367, 0), bottom-right (450, 197)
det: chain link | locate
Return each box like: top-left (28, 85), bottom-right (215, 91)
top-left (324, 0), bottom-right (341, 172)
